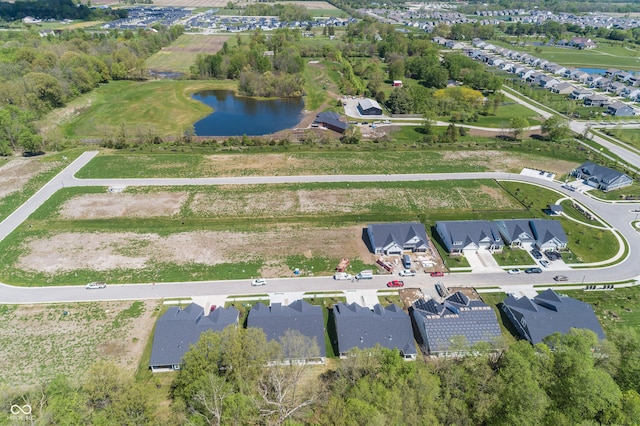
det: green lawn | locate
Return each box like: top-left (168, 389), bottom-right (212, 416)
top-left (493, 247), bottom-right (536, 267)
top-left (476, 292), bottom-right (519, 344)
top-left (491, 39), bottom-right (640, 71)
top-left (54, 80), bottom-right (235, 139)
top-left (603, 128), bottom-right (640, 151)
top-left (469, 103), bottom-right (541, 128)
top-left (589, 182), bottom-right (640, 201)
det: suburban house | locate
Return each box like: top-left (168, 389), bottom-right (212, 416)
top-left (570, 37), bottom-right (597, 49)
top-left (551, 82), bottom-right (575, 95)
top-left (539, 76), bottom-right (560, 88)
top-left (357, 98), bottom-right (383, 116)
top-left (572, 161), bottom-right (634, 192)
top-left (366, 222), bottom-right (430, 255)
top-left (314, 111), bottom-right (349, 133)
top-left (332, 303), bottom-right (417, 359)
top-left (435, 220), bottom-right (504, 255)
top-left (149, 303), bottom-right (239, 371)
top-left (583, 95), bottom-right (610, 107)
top-left (411, 292), bottom-right (503, 356)
top-left (501, 289), bottom-right (605, 344)
top-left (496, 219), bottom-right (568, 251)
top-left (608, 81), bottom-right (626, 95)
top-left (569, 88), bottom-right (593, 100)
top-left (571, 70), bottom-right (590, 82)
top-left (607, 101), bottom-right (636, 117)
top-left (247, 300), bottom-right (326, 363)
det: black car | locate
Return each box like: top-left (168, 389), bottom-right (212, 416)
top-left (531, 249), bottom-right (543, 260)
top-left (525, 267), bottom-right (543, 274)
top-left (545, 251), bottom-right (558, 261)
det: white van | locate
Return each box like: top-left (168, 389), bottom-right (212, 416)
top-left (355, 270), bottom-right (373, 280)
top-left (334, 272), bottom-right (353, 280)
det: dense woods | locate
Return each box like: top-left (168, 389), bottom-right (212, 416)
top-left (3, 326), bottom-right (640, 425)
top-left (0, 26), bottom-right (183, 155)
top-left (0, 0), bottom-right (126, 21)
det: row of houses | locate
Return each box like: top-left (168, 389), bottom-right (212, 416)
top-left (465, 39), bottom-right (640, 115)
top-left (149, 288), bottom-right (605, 370)
top-left (187, 12), bottom-right (354, 33)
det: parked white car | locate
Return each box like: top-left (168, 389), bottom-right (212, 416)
top-left (507, 269), bottom-right (521, 275)
top-left (399, 269), bottom-right (416, 277)
top-left (251, 278), bottom-right (267, 286)
top-left (86, 282), bottom-right (106, 289)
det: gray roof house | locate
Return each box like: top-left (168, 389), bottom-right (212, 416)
top-left (314, 111), bottom-right (349, 133)
top-left (502, 289), bottom-right (605, 344)
top-left (573, 161), bottom-right (634, 192)
top-left (149, 303), bottom-right (239, 371)
top-left (435, 220), bottom-right (504, 254)
top-left (366, 222), bottom-right (429, 255)
top-left (357, 98), bottom-right (383, 116)
top-left (412, 292), bottom-right (503, 356)
top-left (583, 94), bottom-right (610, 107)
top-left (570, 88), bottom-right (593, 100)
top-left (333, 303), bottom-right (417, 359)
top-left (496, 219), bottom-right (568, 251)
top-left (551, 82), bottom-right (575, 95)
top-left (247, 300), bottom-right (326, 363)
top-left (607, 101), bottom-right (636, 117)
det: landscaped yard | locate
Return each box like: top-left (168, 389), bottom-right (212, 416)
top-left (493, 247), bottom-right (537, 267)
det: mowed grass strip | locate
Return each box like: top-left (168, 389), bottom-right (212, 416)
top-left (58, 80), bottom-right (236, 139)
top-left (145, 34), bottom-right (230, 73)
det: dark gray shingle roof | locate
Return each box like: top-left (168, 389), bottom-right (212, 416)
top-left (412, 292), bottom-right (502, 354)
top-left (436, 220), bottom-right (504, 250)
top-left (247, 300), bottom-right (326, 357)
top-left (367, 222), bottom-right (429, 253)
top-left (333, 303), bottom-right (417, 356)
top-left (576, 161), bottom-right (631, 185)
top-left (315, 111), bottom-right (349, 131)
top-left (149, 303), bottom-right (239, 368)
top-left (502, 289), bottom-right (605, 344)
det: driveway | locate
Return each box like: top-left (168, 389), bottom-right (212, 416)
top-left (465, 251), bottom-right (503, 273)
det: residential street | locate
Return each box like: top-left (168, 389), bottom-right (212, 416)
top-left (0, 150), bottom-right (639, 304)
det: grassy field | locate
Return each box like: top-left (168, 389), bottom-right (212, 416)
top-left (51, 80), bottom-right (236, 140)
top-left (603, 128), bottom-right (640, 151)
top-left (145, 34), bottom-right (230, 73)
top-left (0, 300), bottom-right (158, 387)
top-left (588, 181), bottom-right (640, 201)
top-left (0, 150), bottom-right (83, 222)
top-left (492, 39), bottom-right (640, 71)
top-left (75, 146), bottom-right (583, 179)
top-left (472, 102), bottom-right (541, 128)
top-left (493, 247), bottom-right (537, 267)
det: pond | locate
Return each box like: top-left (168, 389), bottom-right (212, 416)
top-left (578, 67), bottom-right (608, 75)
top-left (192, 90), bottom-right (304, 136)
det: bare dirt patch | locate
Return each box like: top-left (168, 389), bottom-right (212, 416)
top-left (17, 226), bottom-right (372, 274)
top-left (0, 301), bottom-right (158, 388)
top-left (203, 153), bottom-right (318, 176)
top-left (0, 157), bottom-right (58, 199)
top-left (59, 192), bottom-right (188, 219)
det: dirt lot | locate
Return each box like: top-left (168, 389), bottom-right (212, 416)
top-left (17, 226), bottom-right (373, 275)
top-left (0, 301), bottom-right (158, 388)
top-left (0, 157), bottom-right (58, 199)
top-left (59, 192), bottom-right (188, 219)
top-left (273, 1), bottom-right (339, 9)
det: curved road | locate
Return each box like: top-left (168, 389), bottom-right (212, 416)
top-left (1, 150), bottom-right (640, 303)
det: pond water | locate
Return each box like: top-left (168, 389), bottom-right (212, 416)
top-left (578, 67), bottom-right (609, 75)
top-left (192, 90), bottom-right (304, 136)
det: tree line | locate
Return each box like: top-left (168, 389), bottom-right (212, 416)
top-left (0, 26), bottom-right (183, 155)
top-left (0, 0), bottom-right (126, 22)
top-left (3, 325), bottom-right (640, 425)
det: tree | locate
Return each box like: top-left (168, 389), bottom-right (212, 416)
top-left (257, 330), bottom-right (320, 424)
top-left (541, 115), bottom-right (570, 141)
top-left (386, 87), bottom-right (413, 114)
top-left (510, 117), bottom-right (529, 140)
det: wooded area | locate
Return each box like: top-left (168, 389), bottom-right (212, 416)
top-left (3, 325), bottom-right (640, 425)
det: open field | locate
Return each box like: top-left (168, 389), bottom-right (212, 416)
top-left (0, 178), bottom-right (616, 285)
top-left (150, 0), bottom-right (251, 6)
top-left (603, 128), bottom-right (640, 151)
top-left (145, 34), bottom-right (230, 73)
top-left (491, 39), bottom-right (640, 71)
top-left (76, 150), bottom-right (580, 178)
top-left (472, 103), bottom-right (542, 128)
top-left (0, 151), bottom-right (82, 222)
top-left (563, 287), bottom-right (640, 334)
top-left (0, 300), bottom-right (158, 388)
top-left (274, 1), bottom-right (339, 10)
top-left (50, 80), bottom-right (234, 140)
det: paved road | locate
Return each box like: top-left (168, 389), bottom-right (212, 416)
top-left (1, 152), bottom-right (640, 303)
top-left (502, 89), bottom-right (640, 170)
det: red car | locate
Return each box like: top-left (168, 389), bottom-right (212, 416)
top-left (430, 271), bottom-right (445, 277)
top-left (387, 280), bottom-right (405, 288)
